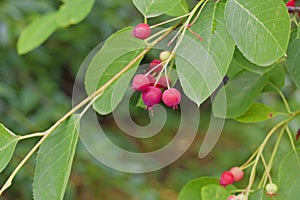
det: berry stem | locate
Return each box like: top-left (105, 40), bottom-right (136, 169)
top-left (18, 132), bottom-right (45, 141)
top-left (268, 81), bottom-right (292, 114)
top-left (286, 126), bottom-right (297, 151)
top-left (150, 13), bottom-right (190, 29)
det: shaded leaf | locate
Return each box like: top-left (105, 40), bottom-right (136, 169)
top-left (201, 185), bottom-right (231, 200)
top-left (235, 103), bottom-right (282, 123)
top-left (263, 63), bottom-right (286, 92)
top-left (178, 177), bottom-right (235, 200)
top-left (278, 149), bottom-right (300, 200)
top-left (33, 116), bottom-right (79, 200)
top-left (225, 0), bottom-right (290, 66)
top-left (17, 13), bottom-right (58, 55)
top-left (176, 2), bottom-right (235, 106)
top-left (165, 0), bottom-right (189, 17)
top-left (0, 124), bottom-right (19, 173)
top-left (85, 27), bottom-right (145, 115)
top-left (132, 0), bottom-right (182, 18)
top-left (213, 70), bottom-right (268, 118)
top-left (286, 39), bottom-right (300, 88)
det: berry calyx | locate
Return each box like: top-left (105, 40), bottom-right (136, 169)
top-left (220, 171), bottom-right (235, 187)
top-left (132, 23), bottom-right (151, 39)
top-left (160, 51), bottom-right (172, 61)
top-left (132, 74), bottom-right (149, 91)
top-left (157, 76), bottom-right (171, 88)
top-left (227, 195), bottom-right (238, 200)
top-left (142, 86), bottom-right (162, 109)
top-left (266, 183), bottom-right (278, 196)
top-left (149, 60), bottom-right (162, 73)
top-left (229, 167), bottom-right (244, 182)
top-left (162, 88), bottom-right (181, 109)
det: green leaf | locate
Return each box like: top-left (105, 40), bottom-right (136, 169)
top-left (17, 13), bottom-right (58, 55)
top-left (85, 27), bottom-right (145, 115)
top-left (0, 124), bottom-right (19, 173)
top-left (33, 116), bottom-right (79, 200)
top-left (178, 177), bottom-right (235, 200)
top-left (286, 39), bottom-right (300, 88)
top-left (235, 103), bottom-right (281, 123)
top-left (176, 2), bottom-right (235, 106)
top-left (263, 63), bottom-right (286, 92)
top-left (57, 0), bottom-right (95, 28)
top-left (201, 185), bottom-right (231, 200)
top-left (278, 149), bottom-right (300, 200)
top-left (231, 49), bottom-right (275, 75)
top-left (225, 0), bottom-right (290, 66)
top-left (132, 0), bottom-right (182, 18)
top-left (213, 70), bottom-right (268, 118)
top-left (165, 0), bottom-right (189, 17)
top-left (297, 27), bottom-right (300, 39)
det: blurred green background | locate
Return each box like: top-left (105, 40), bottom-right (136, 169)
top-left (1, 0), bottom-right (300, 199)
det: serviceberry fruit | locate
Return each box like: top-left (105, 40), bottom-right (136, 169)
top-left (132, 23), bottom-right (151, 39)
top-left (220, 171), bottom-right (235, 187)
top-left (149, 60), bottom-right (162, 73)
top-left (160, 51), bottom-right (171, 61)
top-left (157, 76), bottom-right (171, 88)
top-left (132, 74), bottom-right (149, 91)
top-left (236, 194), bottom-right (246, 200)
top-left (146, 74), bottom-right (156, 86)
top-left (227, 195), bottom-right (238, 200)
top-left (142, 86), bottom-right (162, 109)
top-left (229, 167), bottom-right (244, 182)
top-left (266, 183), bottom-right (278, 195)
top-left (162, 88), bottom-right (181, 109)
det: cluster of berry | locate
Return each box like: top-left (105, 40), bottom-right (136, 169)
top-left (286, 0), bottom-right (300, 16)
top-left (131, 23), bottom-right (181, 111)
top-left (220, 167), bottom-right (278, 199)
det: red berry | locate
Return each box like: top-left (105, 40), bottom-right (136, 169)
top-left (146, 74), bottom-right (156, 86)
top-left (220, 171), bottom-right (235, 187)
top-left (229, 167), bottom-right (244, 182)
top-left (286, 0), bottom-right (295, 7)
top-left (162, 88), bottom-right (181, 109)
top-left (142, 86), bottom-right (162, 109)
top-left (157, 76), bottom-right (171, 88)
top-left (132, 74), bottom-right (149, 91)
top-left (149, 60), bottom-right (162, 73)
top-left (132, 23), bottom-right (151, 39)
top-left (227, 195), bottom-right (238, 200)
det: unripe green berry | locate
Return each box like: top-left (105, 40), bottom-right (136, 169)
top-left (160, 51), bottom-right (171, 61)
top-left (237, 193), bottom-right (246, 200)
top-left (266, 183), bottom-right (278, 195)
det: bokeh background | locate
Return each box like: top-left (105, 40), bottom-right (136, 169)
top-left (1, 0), bottom-right (300, 199)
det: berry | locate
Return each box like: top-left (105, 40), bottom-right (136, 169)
top-left (162, 88), bottom-right (181, 109)
top-left (266, 183), bottom-right (278, 195)
top-left (227, 195), bottom-right (238, 200)
top-left (220, 171), bottom-right (235, 187)
top-left (236, 194), bottom-right (246, 200)
top-left (160, 51), bottom-right (171, 61)
top-left (286, 0), bottom-right (295, 13)
top-left (229, 167), bottom-right (244, 182)
top-left (132, 74), bottom-right (149, 91)
top-left (157, 76), bottom-right (171, 88)
top-left (142, 86), bottom-right (162, 109)
top-left (132, 23), bottom-right (151, 39)
top-left (146, 74), bottom-right (156, 86)
top-left (149, 60), bottom-right (162, 73)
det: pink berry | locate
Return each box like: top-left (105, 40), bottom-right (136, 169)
top-left (220, 171), bottom-right (235, 187)
top-left (142, 86), bottom-right (162, 109)
top-left (146, 74), bottom-right (156, 86)
top-left (132, 74), bottom-right (149, 91)
top-left (157, 76), bottom-right (171, 88)
top-left (132, 23), bottom-right (151, 39)
top-left (149, 60), bottom-right (162, 73)
top-left (229, 167), bottom-right (244, 182)
top-left (227, 195), bottom-right (238, 200)
top-left (162, 88), bottom-right (181, 109)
